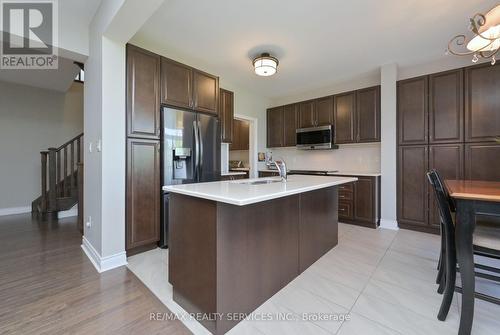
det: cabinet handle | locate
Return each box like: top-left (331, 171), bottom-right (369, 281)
top-left (339, 208), bottom-right (345, 211)
top-left (339, 195), bottom-right (345, 198)
top-left (495, 136), bottom-right (500, 143)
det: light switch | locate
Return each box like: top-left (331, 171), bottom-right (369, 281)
top-left (96, 139), bottom-right (102, 152)
top-left (86, 216), bottom-right (92, 228)
top-left (88, 142), bottom-right (93, 153)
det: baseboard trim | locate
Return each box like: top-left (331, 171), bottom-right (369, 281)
top-left (379, 219), bottom-right (399, 230)
top-left (0, 206), bottom-right (31, 217)
top-left (81, 236), bottom-right (127, 273)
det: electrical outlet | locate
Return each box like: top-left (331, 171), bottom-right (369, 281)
top-left (86, 216), bottom-right (92, 228)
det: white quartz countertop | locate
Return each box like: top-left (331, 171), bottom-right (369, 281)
top-left (163, 175), bottom-right (357, 206)
top-left (328, 171), bottom-right (381, 177)
top-left (221, 171), bottom-right (247, 176)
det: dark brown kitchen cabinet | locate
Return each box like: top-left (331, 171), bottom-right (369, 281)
top-left (230, 119), bottom-right (249, 150)
top-left (160, 57), bottom-right (219, 115)
top-left (465, 142), bottom-right (500, 181)
top-left (428, 144), bottom-right (464, 227)
top-left (397, 76), bottom-right (428, 145)
top-left (356, 86), bottom-right (380, 142)
top-left (267, 106), bottom-right (284, 148)
top-left (220, 88), bottom-right (234, 143)
top-left (283, 104), bottom-right (298, 146)
top-left (126, 138), bottom-right (160, 250)
top-left (193, 69), bottom-right (219, 115)
top-left (316, 96), bottom-right (334, 126)
top-left (160, 57), bottom-right (193, 109)
top-left (429, 69), bottom-right (464, 144)
top-left (465, 63), bottom-right (500, 142)
top-left (338, 176), bottom-right (380, 228)
top-left (397, 145), bottom-right (429, 230)
top-left (334, 91), bottom-right (356, 144)
top-left (126, 45), bottom-right (161, 139)
top-left (298, 100), bottom-right (316, 128)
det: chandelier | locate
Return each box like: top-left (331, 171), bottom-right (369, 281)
top-left (447, 5), bottom-right (500, 65)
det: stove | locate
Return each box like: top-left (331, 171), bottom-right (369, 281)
top-left (288, 169), bottom-right (338, 176)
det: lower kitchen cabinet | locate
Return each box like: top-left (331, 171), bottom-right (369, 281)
top-left (465, 142), bottom-right (500, 181)
top-left (126, 138), bottom-right (160, 252)
top-left (338, 175), bottom-right (380, 228)
top-left (397, 145), bottom-right (430, 231)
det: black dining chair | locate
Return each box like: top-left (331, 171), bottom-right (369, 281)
top-left (427, 169), bottom-right (500, 322)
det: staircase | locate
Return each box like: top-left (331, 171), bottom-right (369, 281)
top-left (32, 134), bottom-right (84, 224)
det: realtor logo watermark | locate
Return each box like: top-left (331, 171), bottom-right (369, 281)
top-left (1, 0), bottom-right (58, 69)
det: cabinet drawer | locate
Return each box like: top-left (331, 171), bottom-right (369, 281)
top-left (338, 183), bottom-right (353, 192)
top-left (339, 190), bottom-right (353, 201)
top-left (338, 201), bottom-right (353, 219)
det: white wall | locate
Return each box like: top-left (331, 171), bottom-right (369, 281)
top-left (0, 81), bottom-right (83, 212)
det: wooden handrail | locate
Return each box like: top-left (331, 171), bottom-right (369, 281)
top-left (56, 133), bottom-right (83, 152)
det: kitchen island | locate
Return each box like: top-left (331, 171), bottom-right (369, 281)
top-left (163, 175), bottom-right (357, 334)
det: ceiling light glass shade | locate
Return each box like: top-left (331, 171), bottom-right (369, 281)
top-left (448, 4), bottom-right (500, 65)
top-left (253, 53), bottom-right (278, 76)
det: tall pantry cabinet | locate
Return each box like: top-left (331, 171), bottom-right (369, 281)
top-left (397, 63), bottom-right (500, 234)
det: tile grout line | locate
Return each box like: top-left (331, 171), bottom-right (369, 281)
top-left (334, 229), bottom-right (402, 335)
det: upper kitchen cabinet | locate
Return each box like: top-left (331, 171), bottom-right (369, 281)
top-left (283, 104), bottom-right (299, 146)
top-left (465, 63), bottom-right (500, 142)
top-left (316, 96), bottom-right (334, 126)
top-left (429, 69), bottom-right (464, 144)
top-left (193, 69), bottom-right (219, 115)
top-left (267, 106), bottom-right (284, 148)
top-left (334, 91), bottom-right (356, 144)
top-left (397, 76), bottom-right (428, 145)
top-left (126, 44), bottom-right (161, 139)
top-left (220, 88), bottom-right (234, 143)
top-left (356, 86), bottom-right (380, 142)
top-left (230, 119), bottom-right (250, 150)
top-left (298, 100), bottom-right (316, 128)
top-left (160, 57), bottom-right (193, 109)
top-left (160, 57), bottom-right (219, 115)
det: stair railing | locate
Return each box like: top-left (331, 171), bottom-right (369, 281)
top-left (40, 133), bottom-right (83, 212)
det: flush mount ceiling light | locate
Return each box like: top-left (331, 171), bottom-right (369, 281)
top-left (447, 5), bottom-right (500, 65)
top-left (253, 53), bottom-right (279, 76)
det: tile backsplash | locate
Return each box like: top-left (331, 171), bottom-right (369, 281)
top-left (269, 143), bottom-right (380, 173)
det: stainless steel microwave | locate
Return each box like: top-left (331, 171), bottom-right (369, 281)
top-left (296, 125), bottom-right (338, 150)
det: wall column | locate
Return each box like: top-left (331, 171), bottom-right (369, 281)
top-left (379, 64), bottom-right (398, 230)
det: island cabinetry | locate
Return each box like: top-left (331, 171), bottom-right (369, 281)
top-left (169, 187), bottom-right (339, 335)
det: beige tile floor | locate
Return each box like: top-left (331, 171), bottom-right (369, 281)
top-left (127, 223), bottom-right (500, 335)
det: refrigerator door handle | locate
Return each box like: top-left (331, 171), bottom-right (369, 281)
top-left (198, 120), bottom-right (203, 178)
top-left (193, 120), bottom-right (200, 180)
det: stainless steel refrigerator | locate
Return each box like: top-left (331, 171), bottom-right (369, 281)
top-left (160, 107), bottom-right (221, 248)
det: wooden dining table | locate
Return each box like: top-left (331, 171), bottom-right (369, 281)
top-left (444, 179), bottom-right (500, 335)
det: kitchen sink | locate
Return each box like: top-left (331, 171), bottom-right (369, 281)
top-left (237, 180), bottom-right (283, 185)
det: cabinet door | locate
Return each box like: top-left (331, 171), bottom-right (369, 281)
top-left (353, 177), bottom-right (375, 224)
top-left (465, 143), bottom-right (500, 181)
top-left (397, 77), bottom-right (428, 145)
top-left (240, 120), bottom-right (250, 150)
top-left (230, 119), bottom-right (241, 150)
top-left (220, 88), bottom-right (234, 143)
top-left (126, 45), bottom-right (161, 139)
top-left (267, 107), bottom-right (284, 148)
top-left (283, 104), bottom-right (298, 146)
top-left (193, 69), bottom-right (219, 115)
top-left (428, 144), bottom-right (464, 227)
top-left (429, 69), bottom-right (464, 144)
top-left (298, 100), bottom-right (315, 128)
top-left (397, 145), bottom-right (429, 228)
top-left (465, 63), bottom-right (500, 142)
top-left (334, 92), bottom-right (356, 144)
top-left (126, 139), bottom-right (160, 250)
top-left (160, 57), bottom-right (193, 109)
top-left (315, 96), bottom-right (334, 126)
top-left (356, 86), bottom-right (380, 142)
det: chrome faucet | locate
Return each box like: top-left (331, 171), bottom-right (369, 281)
top-left (273, 159), bottom-right (287, 181)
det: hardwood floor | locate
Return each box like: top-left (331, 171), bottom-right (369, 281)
top-left (0, 214), bottom-right (190, 335)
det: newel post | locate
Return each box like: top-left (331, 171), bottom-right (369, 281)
top-left (48, 147), bottom-right (57, 212)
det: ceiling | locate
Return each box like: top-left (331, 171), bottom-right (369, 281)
top-left (132, 0), bottom-right (498, 99)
